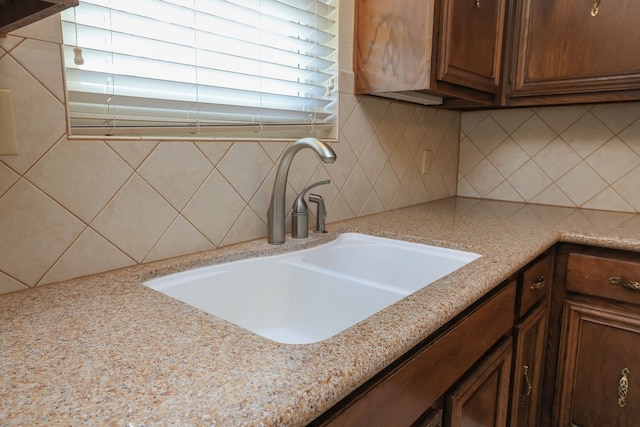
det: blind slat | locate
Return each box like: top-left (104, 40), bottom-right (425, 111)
top-left (61, 0), bottom-right (338, 139)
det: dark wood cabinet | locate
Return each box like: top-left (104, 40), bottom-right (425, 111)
top-left (505, 0), bottom-right (640, 105)
top-left (546, 244), bottom-right (640, 427)
top-left (446, 338), bottom-right (512, 427)
top-left (311, 249), bottom-right (557, 427)
top-left (509, 304), bottom-right (546, 427)
top-left (310, 281), bottom-right (517, 427)
top-left (354, 0), bottom-right (507, 105)
top-left (354, 0), bottom-right (435, 95)
top-left (416, 409), bottom-right (444, 427)
top-left (0, 0), bottom-right (77, 35)
top-left (435, 0), bottom-right (506, 99)
top-left (555, 300), bottom-right (640, 426)
top-left (355, 0), bottom-right (640, 108)
top-left (508, 251), bottom-right (552, 427)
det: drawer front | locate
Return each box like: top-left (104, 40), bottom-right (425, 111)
top-left (566, 252), bottom-right (640, 305)
top-left (518, 253), bottom-right (552, 317)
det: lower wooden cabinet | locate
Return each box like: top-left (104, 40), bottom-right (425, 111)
top-left (548, 244), bottom-right (640, 427)
top-left (509, 305), bottom-right (546, 427)
top-left (310, 282), bottom-right (516, 427)
top-left (311, 249), bottom-right (556, 427)
top-left (445, 338), bottom-right (512, 427)
top-left (416, 409), bottom-right (443, 427)
top-left (555, 301), bottom-right (640, 426)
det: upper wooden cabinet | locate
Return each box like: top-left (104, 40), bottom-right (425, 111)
top-left (354, 0), bottom-right (436, 94)
top-left (505, 0), bottom-right (640, 105)
top-left (354, 0), bottom-right (507, 106)
top-left (355, 0), bottom-right (640, 108)
top-left (0, 0), bottom-right (78, 35)
top-left (435, 0), bottom-right (506, 96)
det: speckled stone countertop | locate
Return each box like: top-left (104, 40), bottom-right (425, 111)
top-left (3, 197), bottom-right (640, 426)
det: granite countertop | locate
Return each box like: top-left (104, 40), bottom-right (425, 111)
top-left (3, 197), bottom-right (640, 426)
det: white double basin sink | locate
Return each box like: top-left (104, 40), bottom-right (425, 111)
top-left (144, 233), bottom-right (480, 344)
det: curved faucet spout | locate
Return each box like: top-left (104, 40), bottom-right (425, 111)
top-left (267, 137), bottom-right (336, 244)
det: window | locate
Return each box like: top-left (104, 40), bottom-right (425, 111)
top-left (61, 0), bottom-right (338, 140)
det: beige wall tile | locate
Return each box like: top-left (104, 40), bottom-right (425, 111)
top-left (217, 142), bottom-right (273, 201)
top-left (0, 55), bottom-right (65, 174)
top-left (145, 216), bottom-right (214, 263)
top-left (220, 206), bottom-right (267, 247)
top-left (561, 113), bottom-right (613, 159)
top-left (10, 38), bottom-right (65, 102)
top-left (138, 142), bottom-right (213, 210)
top-left (459, 102), bottom-right (640, 213)
top-left (182, 170), bottom-right (246, 246)
top-left (0, 162), bottom-right (19, 196)
top-left (107, 140), bottom-right (159, 169)
top-left (0, 180), bottom-right (84, 286)
top-left (26, 140), bottom-right (133, 222)
top-left (40, 228), bottom-right (135, 285)
top-left (0, 271), bottom-right (28, 294)
top-left (91, 175), bottom-right (177, 263)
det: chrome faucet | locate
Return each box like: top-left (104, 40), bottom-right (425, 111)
top-left (267, 137), bottom-right (336, 244)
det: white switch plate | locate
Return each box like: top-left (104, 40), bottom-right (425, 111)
top-left (0, 89), bottom-right (19, 155)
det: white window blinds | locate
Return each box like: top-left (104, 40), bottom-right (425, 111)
top-left (60, 0), bottom-right (338, 139)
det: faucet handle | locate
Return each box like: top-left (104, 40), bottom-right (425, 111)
top-left (292, 179), bottom-right (330, 212)
top-left (291, 179), bottom-right (330, 239)
top-left (309, 193), bottom-right (327, 234)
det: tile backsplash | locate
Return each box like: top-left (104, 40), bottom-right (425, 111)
top-left (0, 17), bottom-right (460, 294)
top-left (458, 103), bottom-right (640, 212)
top-left (3, 15), bottom-right (639, 296)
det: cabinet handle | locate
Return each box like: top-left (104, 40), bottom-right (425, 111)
top-left (530, 275), bottom-right (546, 291)
top-left (609, 276), bottom-right (640, 292)
top-left (618, 367), bottom-right (630, 407)
top-left (475, 0), bottom-right (481, 8)
top-left (521, 365), bottom-right (533, 405)
top-left (591, 0), bottom-right (600, 16)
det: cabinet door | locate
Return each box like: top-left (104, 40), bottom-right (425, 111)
top-left (446, 338), bottom-right (512, 427)
top-left (510, 0), bottom-right (640, 97)
top-left (509, 305), bottom-right (545, 427)
top-left (437, 0), bottom-right (506, 94)
top-left (354, 0), bottom-right (435, 94)
top-left (555, 300), bottom-right (640, 427)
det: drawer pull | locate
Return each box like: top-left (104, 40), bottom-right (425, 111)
top-left (618, 367), bottom-right (630, 407)
top-left (521, 364), bottom-right (533, 405)
top-left (530, 275), bottom-right (546, 291)
top-left (591, 0), bottom-right (600, 16)
top-left (609, 276), bottom-right (640, 292)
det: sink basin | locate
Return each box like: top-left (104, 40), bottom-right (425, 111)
top-left (144, 233), bottom-right (480, 344)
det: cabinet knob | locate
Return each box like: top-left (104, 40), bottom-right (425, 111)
top-left (591, 0), bottom-right (600, 16)
top-left (475, 0), bottom-right (481, 8)
top-left (530, 275), bottom-right (546, 291)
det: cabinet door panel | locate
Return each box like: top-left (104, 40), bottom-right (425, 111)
top-left (437, 0), bottom-right (506, 93)
top-left (512, 0), bottom-right (640, 96)
top-left (354, 0), bottom-right (435, 94)
top-left (556, 300), bottom-right (640, 427)
top-left (446, 338), bottom-right (512, 427)
top-left (510, 305), bottom-right (545, 427)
